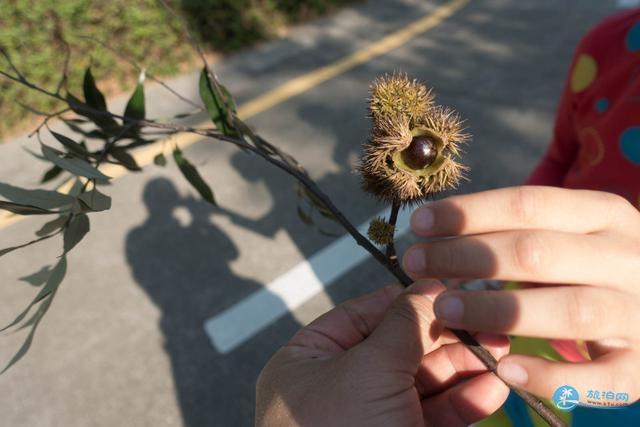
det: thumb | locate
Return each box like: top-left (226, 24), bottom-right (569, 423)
top-left (358, 279), bottom-right (447, 370)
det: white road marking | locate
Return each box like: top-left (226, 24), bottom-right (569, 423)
top-left (203, 206), bottom-right (413, 353)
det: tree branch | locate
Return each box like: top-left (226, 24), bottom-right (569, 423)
top-left (385, 198), bottom-right (401, 268)
top-left (0, 38), bottom-right (565, 427)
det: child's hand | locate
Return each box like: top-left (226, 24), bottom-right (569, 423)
top-left (402, 186), bottom-right (640, 405)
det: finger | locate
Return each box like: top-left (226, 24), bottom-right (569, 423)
top-left (288, 283), bottom-right (404, 352)
top-left (358, 280), bottom-right (446, 370)
top-left (498, 350), bottom-right (640, 405)
top-left (403, 230), bottom-right (638, 290)
top-left (416, 333), bottom-right (509, 397)
top-left (410, 186), bottom-right (636, 237)
top-left (422, 372), bottom-right (510, 427)
top-left (431, 287), bottom-right (640, 341)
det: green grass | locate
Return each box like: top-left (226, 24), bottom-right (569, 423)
top-left (0, 0), bottom-right (356, 139)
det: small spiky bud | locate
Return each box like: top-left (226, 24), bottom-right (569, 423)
top-left (367, 217), bottom-right (395, 245)
top-left (358, 73), bottom-right (468, 205)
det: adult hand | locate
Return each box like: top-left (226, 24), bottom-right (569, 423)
top-left (403, 186), bottom-right (640, 405)
top-left (256, 280), bottom-right (509, 426)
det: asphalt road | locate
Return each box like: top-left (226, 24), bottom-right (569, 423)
top-left (0, 0), bottom-right (624, 426)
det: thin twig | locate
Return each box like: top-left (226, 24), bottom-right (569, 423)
top-left (50, 10), bottom-right (71, 94)
top-left (385, 198), bottom-right (401, 268)
top-left (0, 46), bottom-right (25, 79)
top-left (78, 35), bottom-right (204, 111)
top-left (27, 108), bottom-right (71, 137)
top-left (95, 122), bottom-right (137, 166)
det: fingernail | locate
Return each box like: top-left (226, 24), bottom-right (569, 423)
top-left (412, 207), bottom-right (435, 233)
top-left (434, 295), bottom-right (463, 322)
top-left (404, 248), bottom-right (426, 273)
top-left (498, 361), bottom-right (529, 386)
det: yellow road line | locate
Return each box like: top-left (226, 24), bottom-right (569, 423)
top-left (0, 0), bottom-right (468, 230)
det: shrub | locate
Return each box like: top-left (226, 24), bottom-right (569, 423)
top-left (0, 0), bottom-right (356, 139)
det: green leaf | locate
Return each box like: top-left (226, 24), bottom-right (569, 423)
top-left (198, 67), bottom-right (237, 136)
top-left (50, 131), bottom-right (90, 158)
top-left (19, 266), bottom-right (51, 287)
top-left (41, 144), bottom-right (111, 183)
top-left (0, 182), bottom-right (74, 210)
top-left (41, 165), bottom-right (64, 183)
top-left (66, 93), bottom-right (121, 136)
top-left (0, 201), bottom-right (53, 215)
top-left (153, 153), bottom-right (167, 166)
top-left (35, 215), bottom-right (69, 236)
top-left (1, 257), bottom-right (66, 374)
top-left (298, 184), bottom-right (336, 221)
top-left (173, 146), bottom-right (216, 205)
top-left (0, 257), bottom-right (66, 332)
top-left (222, 85), bottom-right (237, 114)
top-left (78, 189), bottom-right (111, 212)
top-left (124, 73), bottom-right (145, 121)
top-left (110, 148), bottom-right (141, 171)
top-left (63, 214), bottom-right (90, 253)
top-left (67, 179), bottom-right (84, 198)
top-left (83, 67), bottom-right (107, 111)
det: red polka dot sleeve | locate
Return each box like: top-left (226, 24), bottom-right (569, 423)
top-left (526, 9), bottom-right (640, 209)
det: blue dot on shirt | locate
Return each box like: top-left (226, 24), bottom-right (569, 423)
top-left (595, 98), bottom-right (609, 113)
top-left (620, 127), bottom-right (640, 165)
top-left (626, 21), bottom-right (640, 52)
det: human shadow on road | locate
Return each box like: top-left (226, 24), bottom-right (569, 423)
top-left (125, 177), bottom-right (301, 427)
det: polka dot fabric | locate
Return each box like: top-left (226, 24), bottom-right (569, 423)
top-left (528, 9), bottom-right (640, 209)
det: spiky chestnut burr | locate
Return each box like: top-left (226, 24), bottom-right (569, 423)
top-left (367, 217), bottom-right (395, 245)
top-left (359, 73), bottom-right (468, 205)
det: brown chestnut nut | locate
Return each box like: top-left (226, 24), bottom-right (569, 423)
top-left (401, 135), bottom-right (438, 170)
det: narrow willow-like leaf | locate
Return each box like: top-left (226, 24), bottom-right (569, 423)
top-left (0, 182), bottom-right (74, 210)
top-left (153, 153), bottom-right (167, 166)
top-left (220, 84), bottom-right (237, 114)
top-left (298, 184), bottom-right (336, 221)
top-left (67, 179), bottom-right (84, 198)
top-left (83, 67), bottom-right (107, 111)
top-left (124, 73), bottom-right (145, 121)
top-left (0, 257), bottom-right (65, 374)
top-left (66, 93), bottom-right (120, 136)
top-left (198, 67), bottom-right (237, 136)
top-left (35, 215), bottom-right (69, 237)
top-left (173, 146), bottom-right (216, 205)
top-left (78, 189), bottom-right (111, 212)
top-left (0, 256), bottom-right (66, 332)
top-left (110, 148), bottom-right (141, 171)
top-left (63, 214), bottom-right (90, 253)
top-left (63, 119), bottom-right (96, 138)
top-left (41, 144), bottom-right (110, 183)
top-left (41, 165), bottom-right (64, 183)
top-left (50, 131), bottom-right (90, 158)
top-left (0, 201), bottom-right (53, 215)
